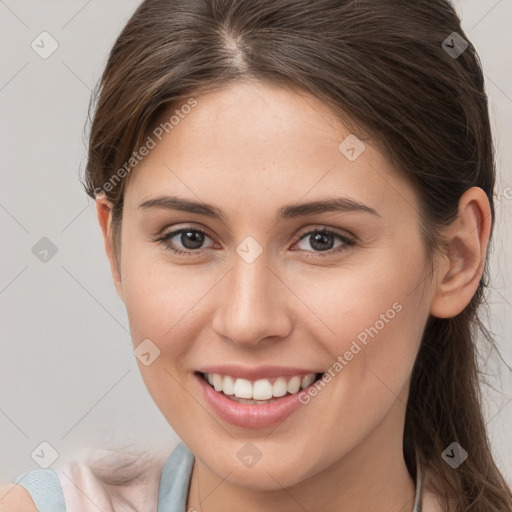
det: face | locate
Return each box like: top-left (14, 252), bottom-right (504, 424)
top-left (108, 80), bottom-right (436, 490)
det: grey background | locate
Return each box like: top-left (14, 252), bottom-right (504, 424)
top-left (1, 0), bottom-right (511, 486)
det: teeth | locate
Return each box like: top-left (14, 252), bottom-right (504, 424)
top-left (272, 377), bottom-right (288, 397)
top-left (286, 376), bottom-right (301, 394)
top-left (301, 374), bottom-right (316, 389)
top-left (223, 375), bottom-right (235, 395)
top-left (203, 372), bottom-right (319, 401)
top-left (230, 395), bottom-right (280, 405)
top-left (233, 378), bottom-right (253, 399)
top-left (212, 373), bottom-right (223, 392)
top-left (253, 379), bottom-right (273, 400)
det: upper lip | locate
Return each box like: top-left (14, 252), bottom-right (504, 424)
top-left (196, 365), bottom-right (324, 381)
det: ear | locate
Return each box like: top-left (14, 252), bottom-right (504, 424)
top-left (96, 194), bottom-right (124, 301)
top-left (430, 187), bottom-right (492, 318)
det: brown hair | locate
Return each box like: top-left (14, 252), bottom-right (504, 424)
top-left (81, 0), bottom-right (512, 509)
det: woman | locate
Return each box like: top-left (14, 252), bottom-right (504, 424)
top-left (2, 0), bottom-right (511, 510)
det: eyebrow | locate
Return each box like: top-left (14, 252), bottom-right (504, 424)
top-left (137, 195), bottom-right (380, 222)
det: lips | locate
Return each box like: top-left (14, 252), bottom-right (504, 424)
top-left (194, 364), bottom-right (325, 428)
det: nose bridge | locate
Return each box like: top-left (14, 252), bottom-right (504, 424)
top-left (211, 244), bottom-right (292, 346)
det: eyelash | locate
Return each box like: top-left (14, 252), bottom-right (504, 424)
top-left (156, 225), bottom-right (355, 258)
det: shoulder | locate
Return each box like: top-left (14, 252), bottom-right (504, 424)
top-left (0, 483), bottom-right (37, 512)
top-left (0, 467), bottom-right (66, 512)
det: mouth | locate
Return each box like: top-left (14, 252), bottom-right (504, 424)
top-left (195, 371), bottom-right (325, 405)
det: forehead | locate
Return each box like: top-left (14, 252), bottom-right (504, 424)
top-left (123, 80), bottom-right (418, 220)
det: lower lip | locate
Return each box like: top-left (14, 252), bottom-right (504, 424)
top-left (195, 373), bottom-right (312, 429)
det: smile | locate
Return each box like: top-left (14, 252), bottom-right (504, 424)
top-left (201, 372), bottom-right (323, 403)
top-left (194, 368), bottom-right (325, 428)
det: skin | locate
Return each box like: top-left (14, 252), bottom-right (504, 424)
top-left (89, 80), bottom-right (490, 512)
top-left (0, 484), bottom-right (40, 511)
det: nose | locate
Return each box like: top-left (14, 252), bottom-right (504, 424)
top-left (211, 249), bottom-right (293, 348)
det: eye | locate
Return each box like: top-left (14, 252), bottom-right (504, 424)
top-left (157, 227), bottom-right (216, 256)
top-left (292, 228), bottom-right (355, 257)
top-left (156, 225), bottom-right (355, 258)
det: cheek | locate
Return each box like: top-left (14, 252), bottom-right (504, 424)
top-left (296, 244), bottom-right (429, 416)
top-left (119, 235), bottom-right (203, 339)
top-left (123, 276), bottom-right (202, 355)
top-left (296, 242), bottom-right (427, 352)
top-left (118, 250), bottom-right (205, 422)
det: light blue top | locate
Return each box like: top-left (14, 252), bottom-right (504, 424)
top-left (12, 442), bottom-right (423, 511)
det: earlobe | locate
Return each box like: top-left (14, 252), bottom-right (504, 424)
top-left (95, 195), bottom-right (124, 301)
top-left (429, 187), bottom-right (491, 319)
